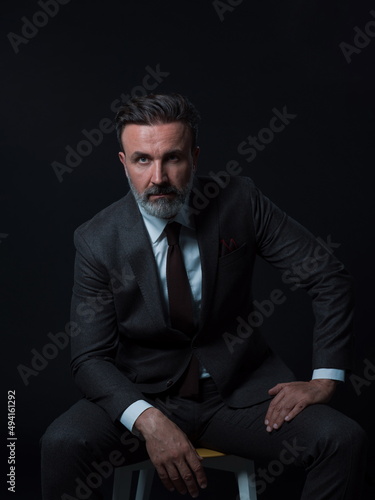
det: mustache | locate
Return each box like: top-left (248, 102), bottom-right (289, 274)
top-left (145, 184), bottom-right (180, 197)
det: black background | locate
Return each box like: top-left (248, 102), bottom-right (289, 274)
top-left (1, 0), bottom-right (374, 498)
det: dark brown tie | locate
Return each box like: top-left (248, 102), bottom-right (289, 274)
top-left (165, 222), bottom-right (199, 397)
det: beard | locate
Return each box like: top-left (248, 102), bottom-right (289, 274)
top-left (126, 171), bottom-right (194, 219)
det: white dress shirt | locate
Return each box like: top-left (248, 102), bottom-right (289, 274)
top-left (120, 204), bottom-right (344, 432)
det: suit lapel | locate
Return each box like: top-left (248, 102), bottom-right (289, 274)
top-left (117, 192), bottom-right (167, 331)
top-left (192, 178), bottom-right (220, 332)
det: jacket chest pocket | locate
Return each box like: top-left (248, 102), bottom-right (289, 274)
top-left (218, 242), bottom-right (248, 268)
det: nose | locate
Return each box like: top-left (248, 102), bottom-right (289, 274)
top-left (151, 161), bottom-right (167, 185)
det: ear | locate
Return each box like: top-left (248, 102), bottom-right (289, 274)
top-left (118, 152), bottom-right (126, 168)
top-left (192, 146), bottom-right (200, 172)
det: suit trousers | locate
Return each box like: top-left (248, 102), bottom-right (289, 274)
top-left (41, 378), bottom-right (367, 500)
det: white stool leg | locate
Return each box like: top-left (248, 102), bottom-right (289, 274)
top-left (236, 461), bottom-right (257, 500)
top-left (135, 468), bottom-right (155, 500)
top-left (112, 468), bottom-right (132, 500)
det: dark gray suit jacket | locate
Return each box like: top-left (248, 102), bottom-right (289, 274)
top-left (70, 176), bottom-right (354, 422)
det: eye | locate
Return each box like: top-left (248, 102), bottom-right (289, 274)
top-left (168, 154), bottom-right (180, 161)
top-left (137, 156), bottom-right (149, 164)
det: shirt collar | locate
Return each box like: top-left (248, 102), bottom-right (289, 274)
top-left (138, 201), bottom-right (195, 244)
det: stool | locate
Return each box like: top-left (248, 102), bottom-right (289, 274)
top-left (112, 448), bottom-right (257, 500)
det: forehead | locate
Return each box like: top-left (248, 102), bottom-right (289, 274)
top-left (121, 122), bottom-right (191, 153)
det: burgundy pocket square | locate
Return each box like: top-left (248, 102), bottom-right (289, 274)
top-left (220, 238), bottom-right (238, 257)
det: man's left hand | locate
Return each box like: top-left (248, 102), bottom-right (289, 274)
top-left (264, 379), bottom-right (338, 432)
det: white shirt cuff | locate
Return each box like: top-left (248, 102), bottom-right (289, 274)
top-left (119, 400), bottom-right (154, 433)
top-left (312, 368), bottom-right (345, 382)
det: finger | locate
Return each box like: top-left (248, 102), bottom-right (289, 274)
top-left (155, 464), bottom-right (176, 493)
top-left (268, 383), bottom-right (284, 396)
top-left (264, 392), bottom-right (286, 431)
top-left (164, 462), bottom-right (192, 496)
top-left (269, 393), bottom-right (309, 431)
top-left (269, 402), bottom-right (294, 431)
top-left (188, 453), bottom-right (207, 490)
top-left (156, 456), bottom-right (203, 497)
top-left (181, 465), bottom-right (200, 497)
top-left (170, 461), bottom-right (200, 498)
top-left (284, 401), bottom-right (307, 423)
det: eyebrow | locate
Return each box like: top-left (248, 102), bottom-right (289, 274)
top-left (129, 149), bottom-right (185, 161)
top-left (130, 151), bottom-right (150, 161)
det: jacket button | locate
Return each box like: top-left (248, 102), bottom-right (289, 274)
top-left (166, 380), bottom-right (173, 388)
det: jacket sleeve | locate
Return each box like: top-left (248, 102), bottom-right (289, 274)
top-left (70, 228), bottom-right (145, 423)
top-left (249, 179), bottom-right (355, 371)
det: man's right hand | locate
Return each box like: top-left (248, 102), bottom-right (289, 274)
top-left (134, 407), bottom-right (207, 498)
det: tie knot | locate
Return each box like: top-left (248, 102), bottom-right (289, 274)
top-left (165, 222), bottom-right (181, 246)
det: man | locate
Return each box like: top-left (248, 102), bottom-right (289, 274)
top-left (41, 93), bottom-right (366, 499)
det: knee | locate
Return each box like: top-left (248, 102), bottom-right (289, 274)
top-left (339, 418), bottom-right (367, 455)
top-left (315, 408), bottom-right (367, 458)
top-left (40, 418), bottom-right (92, 462)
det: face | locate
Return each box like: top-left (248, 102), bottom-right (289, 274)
top-left (118, 121), bottom-right (200, 218)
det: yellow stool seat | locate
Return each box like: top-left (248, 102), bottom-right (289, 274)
top-left (196, 447), bottom-right (226, 458)
top-left (112, 448), bottom-right (257, 500)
